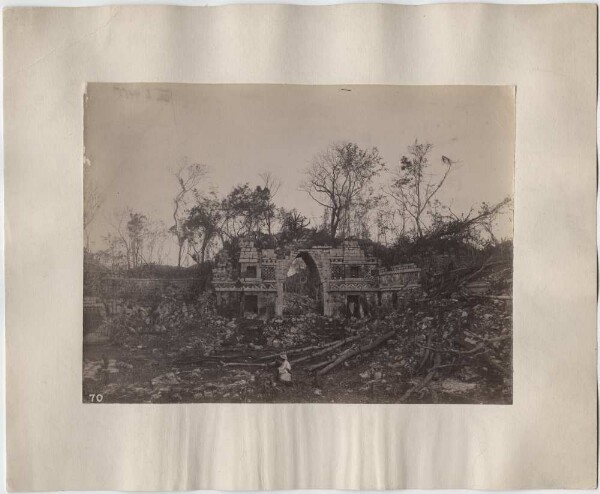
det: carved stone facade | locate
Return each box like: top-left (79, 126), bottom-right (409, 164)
top-left (213, 239), bottom-right (421, 318)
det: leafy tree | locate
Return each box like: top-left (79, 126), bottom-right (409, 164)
top-left (184, 192), bottom-right (223, 265)
top-left (301, 142), bottom-right (385, 239)
top-left (220, 184), bottom-right (273, 239)
top-left (278, 208), bottom-right (310, 244)
top-left (126, 212), bottom-right (149, 269)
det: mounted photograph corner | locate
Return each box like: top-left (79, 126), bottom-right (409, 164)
top-left (83, 84), bottom-right (514, 404)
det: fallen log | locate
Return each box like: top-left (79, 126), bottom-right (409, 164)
top-left (291, 334), bottom-right (367, 365)
top-left (417, 342), bottom-right (487, 356)
top-left (258, 344), bottom-right (324, 361)
top-left (220, 361), bottom-right (272, 368)
top-left (469, 333), bottom-right (511, 343)
top-left (306, 358), bottom-right (335, 372)
top-left (205, 352), bottom-right (261, 360)
top-left (470, 294), bottom-right (512, 301)
top-left (399, 368), bottom-right (437, 402)
top-left (316, 329), bottom-right (397, 376)
top-left (429, 259), bottom-right (510, 297)
top-left (416, 324), bottom-right (436, 372)
top-left (307, 347), bottom-right (355, 372)
top-left (259, 334), bottom-right (365, 361)
top-left (484, 355), bottom-right (511, 376)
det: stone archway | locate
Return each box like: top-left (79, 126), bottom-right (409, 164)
top-left (213, 239), bottom-right (422, 319)
top-left (275, 249), bottom-right (331, 316)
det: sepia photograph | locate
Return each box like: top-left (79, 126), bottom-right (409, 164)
top-left (83, 84), bottom-right (514, 404)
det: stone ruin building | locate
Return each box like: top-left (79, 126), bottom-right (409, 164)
top-left (213, 239), bottom-right (421, 318)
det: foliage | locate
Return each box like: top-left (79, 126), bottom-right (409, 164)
top-left (278, 208), bottom-right (311, 244)
top-left (301, 142), bottom-right (385, 239)
top-left (184, 191), bottom-right (222, 265)
top-left (92, 139), bottom-right (512, 276)
top-left (220, 183), bottom-right (275, 239)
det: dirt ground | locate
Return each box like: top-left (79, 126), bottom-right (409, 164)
top-left (83, 296), bottom-right (512, 404)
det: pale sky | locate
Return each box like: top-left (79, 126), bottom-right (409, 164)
top-left (84, 84), bottom-right (514, 264)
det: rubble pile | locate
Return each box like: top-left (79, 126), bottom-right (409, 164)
top-left (262, 314), bottom-right (345, 348)
top-left (282, 293), bottom-right (319, 316)
top-left (336, 295), bottom-right (512, 403)
top-left (107, 292), bottom-right (218, 343)
top-left (480, 267), bottom-right (512, 297)
top-left (83, 272), bottom-right (511, 404)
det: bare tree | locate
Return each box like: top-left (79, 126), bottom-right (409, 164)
top-left (97, 233), bottom-right (128, 272)
top-left (374, 195), bottom-right (411, 245)
top-left (387, 140), bottom-right (454, 238)
top-left (108, 208), bottom-right (149, 269)
top-left (301, 142), bottom-right (385, 239)
top-left (170, 161), bottom-right (208, 267)
top-left (259, 171), bottom-right (281, 198)
top-left (109, 209), bottom-right (133, 269)
top-left (144, 220), bottom-right (169, 265)
top-left (83, 159), bottom-right (104, 251)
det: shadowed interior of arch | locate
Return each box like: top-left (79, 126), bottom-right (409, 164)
top-left (283, 252), bottom-right (323, 315)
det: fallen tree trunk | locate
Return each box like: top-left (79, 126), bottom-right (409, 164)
top-left (308, 347), bottom-right (355, 372)
top-left (316, 329), bottom-right (397, 376)
top-left (399, 368), bottom-right (437, 402)
top-left (417, 342), bottom-right (487, 356)
top-left (306, 358), bottom-right (336, 372)
top-left (429, 259), bottom-right (510, 297)
top-left (416, 324), bottom-right (436, 372)
top-left (220, 361), bottom-right (272, 368)
top-left (291, 334), bottom-right (367, 365)
top-left (470, 294), bottom-right (512, 301)
top-left (176, 334), bottom-right (368, 367)
top-left (259, 334), bottom-right (366, 362)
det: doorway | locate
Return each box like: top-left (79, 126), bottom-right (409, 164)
top-left (244, 294), bottom-right (258, 315)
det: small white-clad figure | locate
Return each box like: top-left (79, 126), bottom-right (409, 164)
top-left (278, 354), bottom-right (292, 383)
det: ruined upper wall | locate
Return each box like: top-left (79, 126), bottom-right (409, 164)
top-left (213, 239), bottom-right (420, 289)
top-left (378, 264), bottom-right (421, 288)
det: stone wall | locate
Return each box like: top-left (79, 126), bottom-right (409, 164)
top-left (99, 277), bottom-right (204, 301)
top-left (378, 264), bottom-right (421, 287)
top-left (328, 291), bottom-right (379, 318)
top-left (213, 239), bottom-right (423, 319)
top-left (83, 296), bottom-right (107, 334)
top-left (215, 290), bottom-right (277, 318)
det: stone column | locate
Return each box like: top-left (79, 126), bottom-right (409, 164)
top-left (322, 281), bottom-right (331, 316)
top-left (275, 280), bottom-right (284, 316)
top-left (274, 260), bottom-right (285, 317)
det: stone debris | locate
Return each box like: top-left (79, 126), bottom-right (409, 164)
top-left (152, 372), bottom-right (180, 387)
top-left (438, 379), bottom-right (478, 393)
top-left (83, 273), bottom-right (511, 404)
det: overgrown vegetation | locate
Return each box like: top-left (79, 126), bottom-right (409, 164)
top-left (86, 139), bottom-right (511, 275)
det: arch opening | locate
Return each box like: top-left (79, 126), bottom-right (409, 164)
top-left (282, 252), bottom-right (323, 315)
